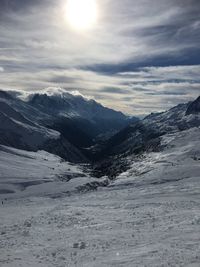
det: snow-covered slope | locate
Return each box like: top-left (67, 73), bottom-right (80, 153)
top-left (98, 96), bottom-right (200, 160)
top-left (0, 101), bottom-right (59, 149)
top-left (0, 127), bottom-right (199, 267)
top-left (143, 100), bottom-right (200, 132)
top-left (112, 127), bottom-right (200, 189)
top-left (0, 145), bottom-right (107, 199)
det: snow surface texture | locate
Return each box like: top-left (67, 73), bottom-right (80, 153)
top-left (0, 127), bottom-right (200, 266)
top-left (0, 145), bottom-right (106, 199)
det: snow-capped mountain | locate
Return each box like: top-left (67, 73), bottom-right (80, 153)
top-left (0, 91), bottom-right (87, 163)
top-left (28, 91), bottom-right (135, 139)
top-left (0, 100), bottom-right (59, 147)
top-left (93, 96), bottom-right (200, 177)
top-left (0, 89), bottom-right (135, 162)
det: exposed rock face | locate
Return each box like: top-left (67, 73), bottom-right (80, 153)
top-left (186, 96), bottom-right (200, 115)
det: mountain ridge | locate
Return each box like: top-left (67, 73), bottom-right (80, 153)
top-left (92, 95), bottom-right (200, 177)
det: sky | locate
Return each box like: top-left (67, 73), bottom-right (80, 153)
top-left (0, 0), bottom-right (200, 115)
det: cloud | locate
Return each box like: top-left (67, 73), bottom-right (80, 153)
top-left (0, 0), bottom-right (199, 115)
top-left (0, 67), bottom-right (4, 72)
top-left (0, 64), bottom-right (199, 115)
top-left (100, 87), bottom-right (130, 94)
top-left (5, 87), bottom-right (93, 103)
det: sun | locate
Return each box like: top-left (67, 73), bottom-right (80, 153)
top-left (66, 0), bottom-right (98, 31)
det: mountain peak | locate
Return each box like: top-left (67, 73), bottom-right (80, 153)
top-left (186, 96), bottom-right (200, 115)
top-left (28, 89), bottom-right (127, 119)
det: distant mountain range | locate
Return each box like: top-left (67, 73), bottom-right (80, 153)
top-left (0, 90), bottom-right (136, 162)
top-left (0, 89), bottom-right (199, 172)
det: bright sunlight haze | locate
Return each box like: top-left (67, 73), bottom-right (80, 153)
top-left (66, 0), bottom-right (98, 30)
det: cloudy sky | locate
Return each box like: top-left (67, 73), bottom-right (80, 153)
top-left (0, 0), bottom-right (200, 115)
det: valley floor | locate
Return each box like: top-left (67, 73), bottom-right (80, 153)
top-left (0, 127), bottom-right (200, 267)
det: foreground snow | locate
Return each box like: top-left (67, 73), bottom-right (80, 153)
top-left (0, 128), bottom-right (200, 266)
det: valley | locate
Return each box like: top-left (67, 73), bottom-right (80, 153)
top-left (0, 90), bottom-right (200, 267)
top-left (0, 127), bottom-right (200, 267)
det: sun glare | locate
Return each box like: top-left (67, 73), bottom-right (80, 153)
top-left (66, 0), bottom-right (98, 31)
